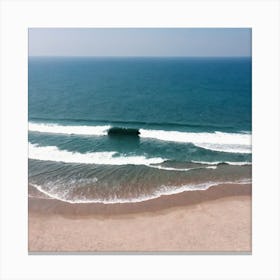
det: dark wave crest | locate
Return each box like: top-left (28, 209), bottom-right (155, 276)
top-left (108, 127), bottom-right (140, 137)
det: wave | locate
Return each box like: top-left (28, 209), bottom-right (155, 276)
top-left (29, 179), bottom-right (252, 204)
top-left (191, 160), bottom-right (251, 166)
top-left (29, 143), bottom-right (164, 166)
top-left (28, 143), bottom-right (222, 170)
top-left (148, 160), bottom-right (252, 171)
top-left (139, 129), bottom-right (251, 154)
top-left (29, 122), bottom-right (110, 136)
top-left (29, 122), bottom-right (251, 154)
top-left (193, 143), bottom-right (250, 154)
top-left (29, 117), bottom-right (236, 131)
top-left (29, 143), bottom-right (251, 173)
top-left (148, 164), bottom-right (217, 171)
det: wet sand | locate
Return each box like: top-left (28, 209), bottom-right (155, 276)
top-left (28, 183), bottom-right (251, 252)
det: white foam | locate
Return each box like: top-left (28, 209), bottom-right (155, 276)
top-left (28, 143), bottom-right (164, 165)
top-left (30, 179), bottom-right (252, 204)
top-left (191, 160), bottom-right (252, 166)
top-left (29, 122), bottom-right (110, 136)
top-left (147, 165), bottom-right (193, 171)
top-left (150, 178), bottom-right (252, 199)
top-left (194, 143), bottom-right (251, 154)
top-left (147, 164), bottom-right (217, 171)
top-left (140, 129), bottom-right (251, 154)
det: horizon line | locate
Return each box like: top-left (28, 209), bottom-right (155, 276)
top-left (29, 55), bottom-right (252, 58)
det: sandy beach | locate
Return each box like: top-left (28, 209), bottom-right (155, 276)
top-left (28, 183), bottom-right (251, 252)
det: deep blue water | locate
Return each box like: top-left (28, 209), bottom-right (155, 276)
top-left (28, 57), bottom-right (252, 203)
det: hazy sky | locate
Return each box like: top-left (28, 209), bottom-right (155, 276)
top-left (29, 28), bottom-right (251, 57)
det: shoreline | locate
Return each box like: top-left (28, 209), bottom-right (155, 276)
top-left (29, 183), bottom-right (251, 252)
top-left (29, 183), bottom-right (251, 217)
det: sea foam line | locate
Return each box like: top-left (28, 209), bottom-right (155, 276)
top-left (147, 164), bottom-right (217, 171)
top-left (191, 160), bottom-right (252, 166)
top-left (29, 179), bottom-right (252, 204)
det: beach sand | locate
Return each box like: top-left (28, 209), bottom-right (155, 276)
top-left (28, 184), bottom-right (251, 253)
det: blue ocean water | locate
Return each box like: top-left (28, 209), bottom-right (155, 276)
top-left (28, 57), bottom-right (252, 203)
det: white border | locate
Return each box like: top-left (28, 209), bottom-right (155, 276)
top-left (0, 0), bottom-right (280, 279)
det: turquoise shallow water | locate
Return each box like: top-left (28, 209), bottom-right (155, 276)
top-left (28, 57), bottom-right (252, 203)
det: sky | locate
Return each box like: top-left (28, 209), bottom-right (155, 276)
top-left (29, 28), bottom-right (251, 57)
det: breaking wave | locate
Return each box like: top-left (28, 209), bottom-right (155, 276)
top-left (29, 122), bottom-right (251, 154)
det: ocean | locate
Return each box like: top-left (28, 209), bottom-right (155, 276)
top-left (28, 57), bottom-right (252, 203)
